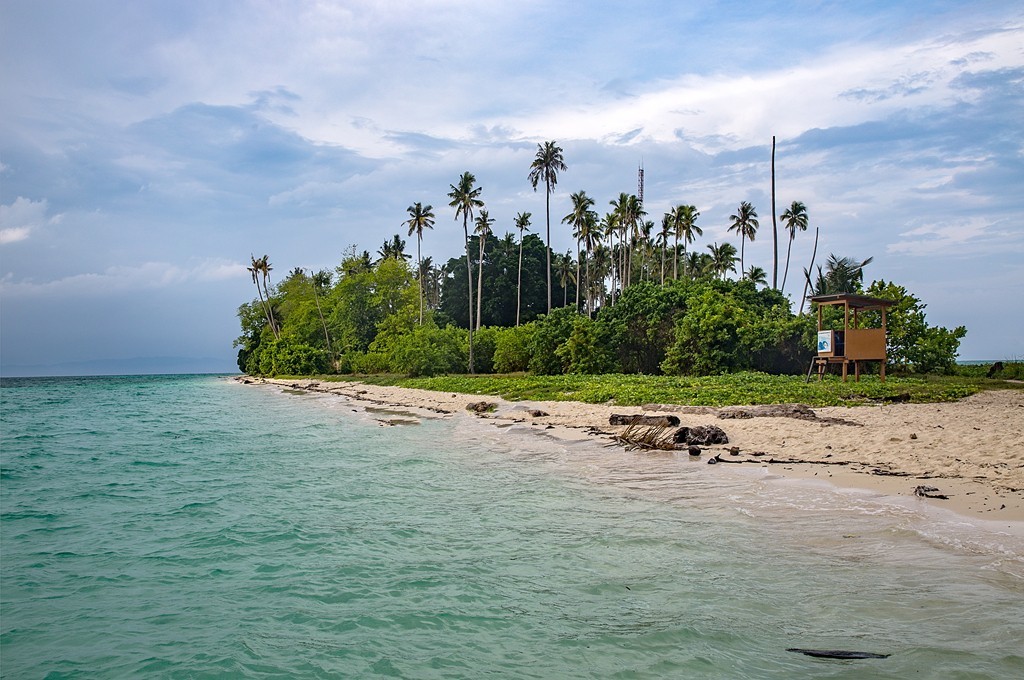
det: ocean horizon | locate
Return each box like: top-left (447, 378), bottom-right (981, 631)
top-left (2, 374), bottom-right (1022, 677)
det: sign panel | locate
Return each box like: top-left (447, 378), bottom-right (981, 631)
top-left (817, 330), bottom-right (833, 354)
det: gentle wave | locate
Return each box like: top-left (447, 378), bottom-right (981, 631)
top-left (1, 375), bottom-right (1022, 678)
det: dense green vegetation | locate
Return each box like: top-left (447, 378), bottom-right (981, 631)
top-left (237, 142), bottom-right (975, 383)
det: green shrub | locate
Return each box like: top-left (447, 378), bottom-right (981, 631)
top-left (558, 315), bottom-right (615, 374)
top-left (528, 306), bottom-right (578, 375)
top-left (493, 325), bottom-right (535, 373)
top-left (390, 324), bottom-right (467, 377)
top-left (471, 326), bottom-right (499, 374)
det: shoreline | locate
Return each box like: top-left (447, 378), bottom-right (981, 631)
top-left (240, 377), bottom-right (1024, 530)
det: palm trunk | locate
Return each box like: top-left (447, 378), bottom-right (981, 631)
top-left (417, 236), bottom-right (424, 324)
top-left (771, 135), bottom-right (778, 290)
top-left (545, 179), bottom-right (552, 314)
top-left (575, 239), bottom-right (581, 311)
top-left (476, 233), bottom-right (485, 330)
top-left (516, 238), bottom-right (524, 326)
top-left (673, 233), bottom-right (679, 280)
top-left (782, 235), bottom-right (794, 294)
top-left (260, 273), bottom-right (280, 339)
top-left (462, 216), bottom-right (475, 373)
top-left (798, 227), bottom-right (819, 316)
top-left (309, 277), bottom-right (332, 355)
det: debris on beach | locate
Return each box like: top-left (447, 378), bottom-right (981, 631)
top-left (466, 401), bottom-right (497, 414)
top-left (914, 485), bottom-right (950, 500)
top-left (674, 425), bottom-right (729, 446)
top-left (609, 413), bottom-right (681, 427)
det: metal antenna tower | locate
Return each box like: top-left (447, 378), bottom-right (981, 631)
top-left (637, 162), bottom-right (645, 205)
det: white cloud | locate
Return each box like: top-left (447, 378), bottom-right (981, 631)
top-left (0, 197), bottom-right (60, 245)
top-left (0, 258), bottom-right (246, 297)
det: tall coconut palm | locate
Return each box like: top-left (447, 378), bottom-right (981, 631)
top-left (562, 190), bottom-right (596, 311)
top-left (657, 214), bottom-right (672, 284)
top-left (670, 204), bottom-right (702, 279)
top-left (707, 242), bottom-right (738, 279)
top-left (405, 202), bottom-right (435, 324)
top-left (514, 211), bottom-right (531, 326)
top-left (779, 200), bottom-right (809, 294)
top-left (527, 140), bottom-right (567, 313)
top-left (448, 171), bottom-right (484, 373)
top-left (473, 209), bottom-right (494, 330)
top-left (727, 201), bottom-right (759, 274)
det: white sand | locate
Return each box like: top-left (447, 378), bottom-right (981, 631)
top-left (246, 378), bottom-right (1024, 522)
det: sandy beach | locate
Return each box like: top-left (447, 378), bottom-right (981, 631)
top-left (246, 377), bottom-right (1024, 525)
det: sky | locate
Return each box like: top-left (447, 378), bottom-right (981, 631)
top-left (1, 0), bottom-right (1022, 375)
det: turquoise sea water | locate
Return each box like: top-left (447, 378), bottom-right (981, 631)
top-left (2, 375), bottom-right (1023, 678)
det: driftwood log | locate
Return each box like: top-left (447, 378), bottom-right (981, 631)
top-left (609, 413), bottom-right (681, 427)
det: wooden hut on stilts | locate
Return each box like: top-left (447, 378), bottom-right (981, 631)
top-left (808, 293), bottom-right (894, 382)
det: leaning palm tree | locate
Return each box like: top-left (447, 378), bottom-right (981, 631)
top-left (448, 171), bottom-right (484, 373)
top-left (707, 242), bottom-right (738, 279)
top-left (473, 209), bottom-right (494, 330)
top-left (514, 211), bottom-right (532, 326)
top-left (528, 140), bottom-right (567, 313)
top-left (562, 190), bottom-right (596, 311)
top-left (727, 201), bottom-right (759, 274)
top-left (247, 254), bottom-right (279, 339)
top-left (779, 200), bottom-right (809, 294)
top-left (404, 202), bottom-right (435, 324)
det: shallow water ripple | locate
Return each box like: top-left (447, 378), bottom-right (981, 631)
top-left (2, 375), bottom-right (1023, 678)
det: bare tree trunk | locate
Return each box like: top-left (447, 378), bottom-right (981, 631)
top-left (516, 239), bottom-right (523, 326)
top-left (771, 135), bottom-right (778, 289)
top-left (799, 226), bottom-right (819, 316)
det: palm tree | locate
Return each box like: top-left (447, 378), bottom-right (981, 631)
top-left (305, 267), bottom-right (333, 356)
top-left (473, 209), bottom-right (494, 330)
top-left (727, 201), bottom-right (759, 274)
top-left (707, 242), bottom-right (738, 279)
top-left (563, 190), bottom-right (596, 311)
top-left (779, 200), bottom-right (809, 294)
top-left (514, 211), bottom-right (531, 326)
top-left (377, 234), bottom-right (410, 262)
top-left (555, 250), bottom-right (577, 307)
top-left (808, 254), bottom-right (874, 296)
top-left (405, 202), bottom-right (435, 324)
top-left (247, 254), bottom-right (279, 339)
top-left (657, 214), bottom-right (671, 284)
top-left (745, 265), bottom-right (768, 286)
top-left (578, 211), bottom-right (600, 315)
top-left (600, 211), bottom-right (619, 304)
top-left (528, 140), bottom-right (567, 313)
top-left (448, 171), bottom-right (484, 373)
top-left (670, 204), bottom-right (702, 279)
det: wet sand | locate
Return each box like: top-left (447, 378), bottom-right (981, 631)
top-left (244, 377), bottom-right (1024, 523)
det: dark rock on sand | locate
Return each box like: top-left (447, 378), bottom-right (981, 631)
top-left (674, 425), bottom-right (729, 446)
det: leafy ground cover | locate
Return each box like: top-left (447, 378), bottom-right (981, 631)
top-left (310, 371), bottom-right (1022, 408)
